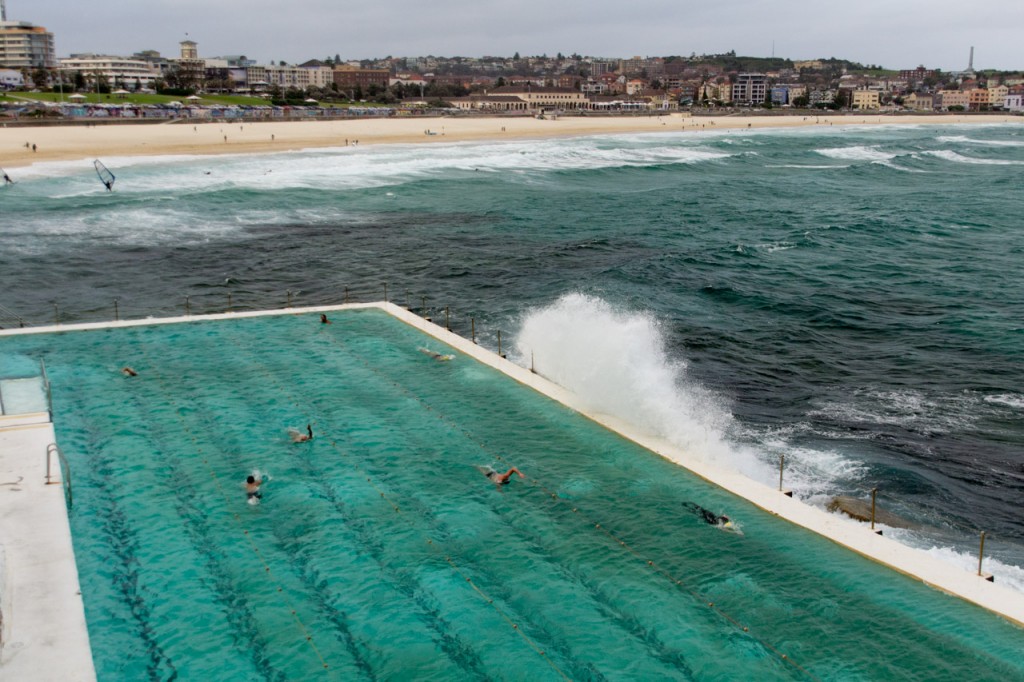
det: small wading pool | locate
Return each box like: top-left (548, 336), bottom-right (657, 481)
top-left (2, 309), bottom-right (1022, 681)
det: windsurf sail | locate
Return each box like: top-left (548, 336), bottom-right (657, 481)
top-left (93, 159), bottom-right (115, 191)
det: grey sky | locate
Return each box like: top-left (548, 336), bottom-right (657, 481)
top-left (18, 0), bottom-right (1024, 71)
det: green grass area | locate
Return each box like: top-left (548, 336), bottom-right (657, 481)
top-left (5, 91), bottom-right (272, 106)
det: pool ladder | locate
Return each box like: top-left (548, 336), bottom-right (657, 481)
top-left (45, 443), bottom-right (72, 509)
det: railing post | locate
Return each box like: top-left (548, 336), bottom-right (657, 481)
top-left (383, 281), bottom-right (388, 303)
top-left (471, 317), bottom-right (476, 343)
top-left (778, 455), bottom-right (792, 497)
top-left (870, 488), bottom-right (882, 534)
top-left (344, 286), bottom-right (349, 304)
top-left (498, 330), bottom-right (503, 358)
top-left (227, 292), bottom-right (232, 312)
top-left (531, 351), bottom-right (535, 373)
top-left (185, 295), bottom-right (191, 316)
top-left (114, 298), bottom-right (120, 321)
top-left (978, 531), bottom-right (992, 581)
top-left (287, 289), bottom-right (292, 308)
top-left (53, 303), bottom-right (59, 326)
top-left (445, 306), bottom-right (450, 331)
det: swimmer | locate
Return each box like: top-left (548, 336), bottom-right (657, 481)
top-left (121, 366), bottom-right (138, 377)
top-left (289, 424), bottom-right (313, 443)
top-left (418, 347), bottom-right (454, 362)
top-left (682, 501), bottom-right (738, 531)
top-left (320, 313), bottom-right (331, 324)
top-left (482, 466), bottom-right (523, 486)
top-left (244, 474), bottom-right (264, 504)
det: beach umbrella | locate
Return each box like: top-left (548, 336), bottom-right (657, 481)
top-left (69, 93), bottom-right (87, 101)
top-left (186, 95), bottom-right (202, 102)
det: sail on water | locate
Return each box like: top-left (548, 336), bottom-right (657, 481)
top-left (93, 159), bottom-right (115, 191)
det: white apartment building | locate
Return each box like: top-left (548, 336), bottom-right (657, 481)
top-left (60, 55), bottom-right (160, 88)
top-left (0, 20), bottom-right (55, 69)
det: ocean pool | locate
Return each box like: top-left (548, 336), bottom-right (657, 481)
top-left (2, 308), bottom-right (1022, 681)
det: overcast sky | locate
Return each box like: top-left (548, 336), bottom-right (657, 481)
top-left (16, 0), bottom-right (1023, 71)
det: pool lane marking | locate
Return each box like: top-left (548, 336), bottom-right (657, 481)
top-left (314, 319), bottom-right (821, 682)
top-left (217, 322), bottom-right (574, 682)
top-left (134, 341), bottom-right (334, 674)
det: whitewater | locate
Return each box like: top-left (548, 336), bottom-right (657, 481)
top-left (2, 122), bottom-right (1023, 590)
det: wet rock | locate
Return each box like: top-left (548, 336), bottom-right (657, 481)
top-left (826, 496), bottom-right (915, 529)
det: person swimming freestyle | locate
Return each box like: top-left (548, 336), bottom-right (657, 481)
top-left (483, 466), bottom-right (523, 486)
top-left (682, 501), bottom-right (736, 530)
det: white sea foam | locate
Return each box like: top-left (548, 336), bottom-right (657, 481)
top-left (937, 135), bottom-right (1024, 148)
top-left (765, 164), bottom-right (850, 170)
top-left (808, 389), bottom-right (979, 432)
top-left (985, 393), bottom-right (1024, 410)
top-left (884, 529), bottom-right (1024, 594)
top-left (815, 145), bottom-right (898, 163)
top-left (925, 150), bottom-right (1024, 166)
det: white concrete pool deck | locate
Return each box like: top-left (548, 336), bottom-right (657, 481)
top-left (0, 302), bottom-right (1021, 679)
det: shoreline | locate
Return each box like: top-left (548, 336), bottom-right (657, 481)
top-left (2, 113), bottom-right (1021, 170)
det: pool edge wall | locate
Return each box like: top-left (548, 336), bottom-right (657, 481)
top-left (0, 301), bottom-right (1020, 681)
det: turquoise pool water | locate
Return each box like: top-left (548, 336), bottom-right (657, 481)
top-left (2, 309), bottom-right (1022, 681)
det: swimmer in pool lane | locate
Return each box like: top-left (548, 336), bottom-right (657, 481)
top-left (682, 501), bottom-right (736, 530)
top-left (245, 474), bottom-right (264, 504)
top-left (483, 466), bottom-right (523, 486)
top-left (320, 313), bottom-right (331, 324)
top-left (289, 424), bottom-right (313, 443)
top-left (121, 366), bottom-right (138, 377)
top-left (418, 347), bottom-right (454, 362)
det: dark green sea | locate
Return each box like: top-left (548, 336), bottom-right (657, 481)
top-left (3, 121), bottom-right (1023, 590)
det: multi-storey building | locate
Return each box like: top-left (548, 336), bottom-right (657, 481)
top-left (731, 73), bottom-right (767, 105)
top-left (333, 66), bottom-right (389, 91)
top-left (850, 89), bottom-right (880, 109)
top-left (0, 20), bottom-right (55, 69)
top-left (903, 92), bottom-right (934, 110)
top-left (172, 40), bottom-right (205, 89)
top-left (937, 89), bottom-right (969, 110)
top-left (59, 55), bottom-right (160, 89)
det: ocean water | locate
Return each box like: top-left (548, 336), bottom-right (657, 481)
top-left (2, 121), bottom-right (1023, 592)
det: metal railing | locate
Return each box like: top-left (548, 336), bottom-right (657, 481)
top-left (45, 443), bottom-right (72, 509)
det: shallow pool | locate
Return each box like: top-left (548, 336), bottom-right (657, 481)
top-left (3, 309), bottom-right (1022, 680)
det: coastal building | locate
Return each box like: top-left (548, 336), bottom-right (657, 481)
top-left (770, 86), bottom-right (789, 106)
top-left (1005, 92), bottom-right (1024, 112)
top-left (0, 19), bottom-right (55, 69)
top-left (987, 84), bottom-right (1008, 108)
top-left (447, 94), bottom-right (529, 111)
top-left (333, 66), bottom-right (389, 91)
top-left (937, 89), bottom-right (969, 110)
top-left (967, 87), bottom-right (989, 110)
top-left (490, 85), bottom-right (588, 110)
top-left (903, 92), bottom-right (934, 111)
top-left (850, 89), bottom-right (880, 109)
top-left (0, 66), bottom-right (23, 88)
top-left (899, 66), bottom-right (936, 84)
top-left (731, 73), bottom-right (767, 105)
top-left (59, 55), bottom-right (160, 89)
top-left (172, 40), bottom-right (205, 90)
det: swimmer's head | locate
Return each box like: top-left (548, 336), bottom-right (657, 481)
top-left (246, 475), bottom-right (256, 484)
top-left (721, 515), bottom-right (730, 523)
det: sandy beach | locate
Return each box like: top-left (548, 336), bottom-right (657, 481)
top-left (1, 113), bottom-right (1021, 169)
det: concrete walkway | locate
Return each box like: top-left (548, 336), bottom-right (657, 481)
top-left (0, 411), bottom-right (95, 681)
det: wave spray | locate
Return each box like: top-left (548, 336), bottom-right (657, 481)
top-left (513, 293), bottom-right (771, 480)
